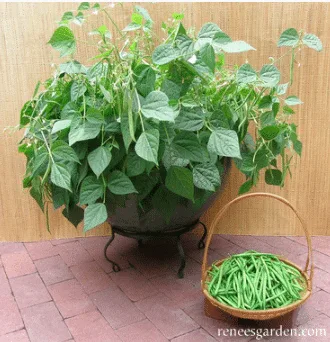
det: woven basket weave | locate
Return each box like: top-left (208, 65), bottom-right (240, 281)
top-left (202, 192), bottom-right (313, 321)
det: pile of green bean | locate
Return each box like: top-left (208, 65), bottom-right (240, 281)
top-left (206, 250), bottom-right (305, 310)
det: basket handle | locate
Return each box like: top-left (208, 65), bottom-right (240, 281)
top-left (201, 192), bottom-right (313, 291)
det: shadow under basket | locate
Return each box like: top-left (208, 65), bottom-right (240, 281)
top-left (201, 192), bottom-right (313, 321)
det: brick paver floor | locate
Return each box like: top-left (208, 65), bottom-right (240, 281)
top-left (0, 230), bottom-right (329, 341)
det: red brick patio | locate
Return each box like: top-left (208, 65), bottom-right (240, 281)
top-left (0, 230), bottom-right (329, 341)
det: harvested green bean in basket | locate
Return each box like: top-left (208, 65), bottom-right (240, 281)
top-left (206, 250), bottom-right (306, 310)
top-left (202, 193), bottom-right (313, 320)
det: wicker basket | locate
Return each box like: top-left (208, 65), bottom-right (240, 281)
top-left (202, 192), bottom-right (313, 321)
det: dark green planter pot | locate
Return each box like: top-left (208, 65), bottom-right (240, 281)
top-left (106, 159), bottom-right (231, 233)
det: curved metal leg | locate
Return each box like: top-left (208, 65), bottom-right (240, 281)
top-left (177, 236), bottom-right (186, 279)
top-left (104, 233), bottom-right (121, 272)
top-left (198, 221), bottom-right (207, 250)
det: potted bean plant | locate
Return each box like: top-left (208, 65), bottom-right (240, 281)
top-left (18, 3), bottom-right (322, 276)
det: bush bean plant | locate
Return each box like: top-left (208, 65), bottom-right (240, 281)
top-left (18, 2), bottom-right (322, 231)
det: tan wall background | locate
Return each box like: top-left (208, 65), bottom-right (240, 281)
top-left (1, 2), bottom-right (329, 242)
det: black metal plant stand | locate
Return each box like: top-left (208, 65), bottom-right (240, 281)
top-left (104, 219), bottom-right (207, 278)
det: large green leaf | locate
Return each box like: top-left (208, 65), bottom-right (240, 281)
top-left (141, 91), bottom-right (175, 121)
top-left (171, 132), bottom-right (205, 162)
top-left (126, 152), bottom-right (146, 177)
top-left (165, 166), bottom-right (194, 201)
top-left (237, 64), bottom-right (257, 84)
top-left (51, 119), bottom-right (71, 134)
top-left (87, 146), bottom-right (112, 178)
top-left (48, 26), bottom-right (76, 57)
top-left (84, 203), bottom-right (108, 232)
top-left (278, 28), bottom-right (299, 47)
top-left (199, 43), bottom-right (215, 72)
top-left (238, 179), bottom-right (253, 194)
top-left (198, 23), bottom-right (222, 39)
top-left (265, 169), bottom-right (282, 186)
top-left (259, 126), bottom-right (280, 140)
top-left (79, 175), bottom-right (104, 205)
top-left (71, 82), bottom-right (87, 101)
top-left (51, 141), bottom-right (80, 164)
top-left (68, 118), bottom-right (101, 146)
top-left (30, 178), bottom-right (44, 211)
top-left (207, 128), bottom-right (241, 159)
top-left (259, 64), bottom-right (281, 87)
top-left (302, 33), bottom-right (322, 52)
top-left (50, 163), bottom-right (72, 192)
top-left (135, 129), bottom-right (159, 164)
top-left (193, 163), bottom-right (220, 191)
top-left (134, 64), bottom-right (156, 97)
top-left (175, 107), bottom-right (204, 131)
top-left (107, 170), bottom-right (137, 195)
top-left (162, 145), bottom-right (189, 170)
top-left (152, 44), bottom-right (180, 65)
top-left (285, 96), bottom-right (303, 106)
top-left (52, 184), bottom-right (69, 210)
top-left (63, 204), bottom-right (84, 227)
top-left (220, 41), bottom-right (255, 53)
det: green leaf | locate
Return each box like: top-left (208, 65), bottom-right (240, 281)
top-left (302, 33), bottom-right (322, 52)
top-left (259, 126), bottom-right (280, 140)
top-left (86, 108), bottom-right (105, 125)
top-left (135, 129), bottom-right (159, 164)
top-left (265, 169), bottom-right (282, 186)
top-left (285, 96), bottom-right (303, 106)
top-left (32, 150), bottom-right (49, 177)
top-left (52, 141), bottom-right (80, 164)
top-left (48, 26), bottom-right (76, 57)
top-left (152, 185), bottom-right (180, 223)
top-left (258, 95), bottom-right (273, 109)
top-left (63, 205), bottom-right (84, 227)
top-left (207, 128), bottom-right (241, 159)
top-left (152, 44), bottom-right (180, 65)
top-left (134, 64), bottom-right (156, 97)
top-left (79, 175), bottom-right (104, 205)
top-left (171, 132), bottom-right (205, 162)
top-left (165, 166), bottom-right (194, 201)
top-left (99, 85), bottom-right (112, 103)
top-left (87, 146), bottom-right (112, 178)
top-left (161, 79), bottom-right (181, 100)
top-left (51, 163), bottom-right (72, 192)
top-left (212, 31), bottom-right (232, 52)
top-left (69, 118), bottom-right (101, 146)
top-left (260, 111), bottom-right (276, 127)
top-left (199, 43), bottom-right (215, 72)
top-left (131, 12), bottom-right (143, 25)
top-left (193, 163), bottom-right (220, 191)
top-left (238, 179), bottom-right (253, 194)
top-left (61, 102), bottom-right (80, 119)
top-left (276, 83), bottom-right (289, 95)
top-left (141, 91), bottom-right (175, 122)
top-left (162, 145), bottom-right (189, 170)
top-left (108, 170), bottom-right (137, 195)
top-left (78, 2), bottom-right (90, 10)
top-left (123, 23), bottom-right (141, 32)
top-left (198, 23), bottom-right (222, 39)
top-left (176, 34), bottom-right (195, 57)
top-left (52, 119), bottom-right (71, 134)
top-left (260, 64), bottom-right (281, 87)
top-left (175, 107), bottom-right (204, 131)
top-left (135, 6), bottom-right (153, 23)
top-left (220, 41), bottom-right (255, 53)
top-left (71, 82), bottom-right (86, 101)
top-left (126, 152), bottom-right (146, 177)
top-left (52, 185), bottom-right (69, 210)
top-left (84, 203), bottom-right (107, 232)
top-left (30, 178), bottom-right (44, 211)
top-left (237, 64), bottom-right (257, 84)
top-left (278, 28), bottom-right (299, 47)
